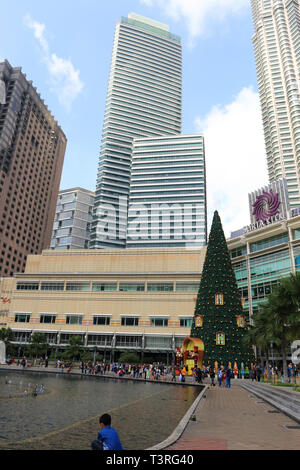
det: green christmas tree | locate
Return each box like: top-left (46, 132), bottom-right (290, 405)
top-left (190, 211), bottom-right (255, 368)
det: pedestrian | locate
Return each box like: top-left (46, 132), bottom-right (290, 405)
top-left (91, 413), bottom-right (123, 450)
top-left (222, 369), bottom-right (226, 387)
top-left (181, 366), bottom-right (186, 383)
top-left (209, 367), bottom-right (216, 386)
top-left (226, 367), bottom-right (232, 388)
top-left (45, 356), bottom-right (48, 368)
top-left (217, 368), bottom-right (222, 387)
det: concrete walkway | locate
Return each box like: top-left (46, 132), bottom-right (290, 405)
top-left (165, 381), bottom-right (300, 450)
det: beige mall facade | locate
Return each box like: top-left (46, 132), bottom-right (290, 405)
top-left (0, 248), bottom-right (207, 362)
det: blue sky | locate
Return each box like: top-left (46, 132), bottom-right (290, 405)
top-left (1, 0), bottom-right (269, 236)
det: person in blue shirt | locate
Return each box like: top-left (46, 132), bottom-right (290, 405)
top-left (91, 413), bottom-right (123, 450)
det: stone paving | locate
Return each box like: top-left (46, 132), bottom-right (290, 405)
top-left (166, 382), bottom-right (300, 450)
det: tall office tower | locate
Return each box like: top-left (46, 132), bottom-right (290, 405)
top-left (251, 0), bottom-right (300, 209)
top-left (91, 13), bottom-right (182, 249)
top-left (50, 187), bottom-right (95, 250)
top-left (0, 60), bottom-right (66, 277)
top-left (126, 134), bottom-right (207, 248)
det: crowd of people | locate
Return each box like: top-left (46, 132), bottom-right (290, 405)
top-left (6, 356), bottom-right (300, 386)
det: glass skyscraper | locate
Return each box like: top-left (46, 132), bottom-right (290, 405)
top-left (251, 0), bottom-right (300, 209)
top-left (126, 134), bottom-right (207, 248)
top-left (91, 13), bottom-right (182, 249)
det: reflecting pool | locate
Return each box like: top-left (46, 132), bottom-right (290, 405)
top-left (0, 370), bottom-right (202, 450)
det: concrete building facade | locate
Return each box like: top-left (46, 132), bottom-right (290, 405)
top-left (50, 187), bottom-right (95, 250)
top-left (3, 248), bottom-right (206, 362)
top-left (127, 134), bottom-right (207, 248)
top-left (251, 0), bottom-right (300, 208)
top-left (91, 13), bottom-right (182, 250)
top-left (0, 60), bottom-right (67, 277)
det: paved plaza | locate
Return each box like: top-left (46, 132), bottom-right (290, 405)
top-left (166, 382), bottom-right (300, 450)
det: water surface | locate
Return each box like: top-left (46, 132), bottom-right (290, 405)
top-left (0, 370), bottom-right (201, 450)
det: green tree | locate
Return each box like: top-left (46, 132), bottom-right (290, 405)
top-left (251, 273), bottom-right (300, 381)
top-left (0, 327), bottom-right (13, 355)
top-left (29, 333), bottom-right (48, 359)
top-left (118, 352), bottom-right (139, 364)
top-left (190, 211), bottom-right (255, 368)
top-left (65, 336), bottom-right (84, 361)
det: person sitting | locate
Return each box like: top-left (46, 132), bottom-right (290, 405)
top-left (91, 413), bottom-right (123, 450)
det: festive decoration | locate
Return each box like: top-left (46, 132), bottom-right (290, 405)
top-left (216, 332), bottom-right (225, 345)
top-left (190, 210), bottom-right (255, 368)
top-left (195, 314), bottom-right (204, 327)
top-left (215, 293), bottom-right (224, 305)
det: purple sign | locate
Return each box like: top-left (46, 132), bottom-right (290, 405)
top-left (252, 189), bottom-right (281, 223)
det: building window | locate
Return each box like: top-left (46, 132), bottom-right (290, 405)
top-left (115, 335), bottom-right (142, 348)
top-left (92, 282), bottom-right (117, 292)
top-left (230, 246), bottom-right (247, 259)
top-left (66, 282), bottom-right (90, 291)
top-left (250, 233), bottom-right (288, 253)
top-left (40, 314), bottom-right (56, 324)
top-left (179, 318), bottom-right (193, 327)
top-left (66, 315), bottom-right (83, 325)
top-left (93, 316), bottom-right (111, 326)
top-left (144, 335), bottom-right (172, 349)
top-left (14, 313), bottom-right (31, 323)
top-left (176, 282), bottom-right (199, 292)
top-left (149, 317), bottom-right (169, 327)
top-left (16, 282), bottom-right (39, 290)
top-left (119, 283), bottom-right (145, 292)
top-left (121, 317), bottom-right (139, 326)
top-left (147, 283), bottom-right (173, 292)
top-left (87, 334), bottom-right (112, 346)
top-left (40, 282), bottom-right (64, 291)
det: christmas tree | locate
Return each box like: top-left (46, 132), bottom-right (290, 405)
top-left (190, 210), bottom-right (255, 368)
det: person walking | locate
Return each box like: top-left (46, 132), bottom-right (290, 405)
top-left (209, 367), bottom-right (216, 387)
top-left (226, 367), bottom-right (232, 388)
top-left (171, 367), bottom-right (176, 382)
top-left (217, 368), bottom-right (223, 387)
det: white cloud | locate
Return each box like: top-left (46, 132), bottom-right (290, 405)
top-left (139, 0), bottom-right (249, 43)
top-left (24, 14), bottom-right (83, 111)
top-left (194, 86), bottom-right (268, 238)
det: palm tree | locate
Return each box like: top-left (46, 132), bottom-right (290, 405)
top-left (248, 273), bottom-right (300, 382)
top-left (243, 310), bottom-right (272, 373)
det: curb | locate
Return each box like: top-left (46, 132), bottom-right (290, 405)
top-left (147, 384), bottom-right (209, 450)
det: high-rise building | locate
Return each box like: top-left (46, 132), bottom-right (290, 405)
top-left (126, 134), bottom-right (207, 248)
top-left (91, 13), bottom-right (182, 249)
top-left (0, 60), bottom-right (66, 277)
top-left (50, 187), bottom-right (95, 250)
top-left (251, 0), bottom-right (300, 209)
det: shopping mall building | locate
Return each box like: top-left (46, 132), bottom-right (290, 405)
top-left (1, 180), bottom-right (300, 363)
